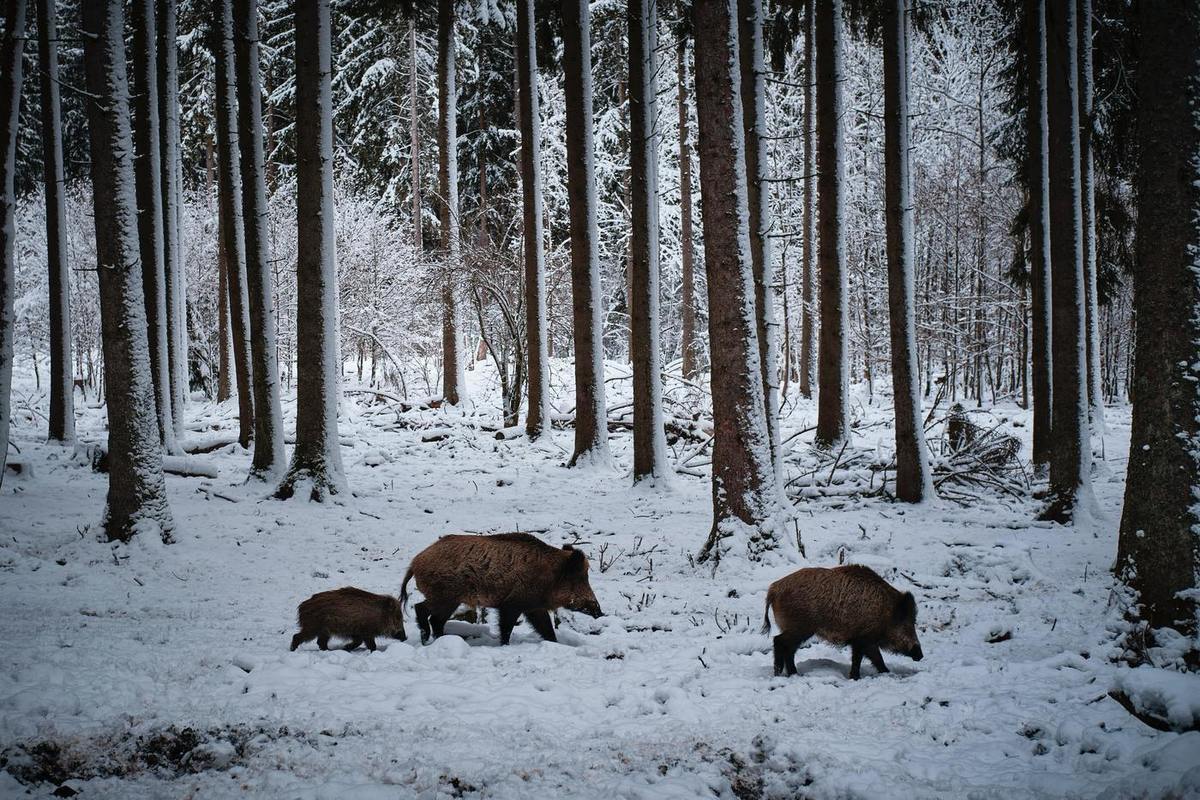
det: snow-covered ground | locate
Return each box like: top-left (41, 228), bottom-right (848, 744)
top-left (1, 361), bottom-right (1198, 799)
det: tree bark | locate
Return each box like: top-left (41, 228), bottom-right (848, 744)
top-left (738, 0), bottom-right (779, 475)
top-left (437, 0), bottom-right (465, 406)
top-left (814, 0), bottom-right (848, 448)
top-left (277, 0), bottom-right (346, 500)
top-left (409, 20), bottom-right (421, 253)
top-left (158, 0), bottom-right (187, 440)
top-left (1076, 0), bottom-right (1103, 432)
top-left (883, 0), bottom-right (932, 503)
top-left (0, 0), bottom-right (25, 484)
top-left (562, 0), bottom-right (609, 468)
top-left (678, 37), bottom-right (699, 382)
top-left (36, 0), bottom-right (73, 444)
top-left (1025, 0), bottom-right (1053, 467)
top-left (82, 0), bottom-right (174, 540)
top-left (214, 0), bottom-right (254, 447)
top-left (1041, 0), bottom-right (1092, 522)
top-left (628, 0), bottom-right (668, 483)
top-left (1116, 0), bottom-right (1200, 634)
top-left (131, 0), bottom-right (178, 453)
top-left (692, 0), bottom-right (779, 564)
top-left (234, 0), bottom-right (285, 478)
top-left (517, 0), bottom-right (549, 439)
top-left (798, 0), bottom-right (815, 400)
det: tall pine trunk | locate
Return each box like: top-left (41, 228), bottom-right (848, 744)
top-left (1025, 0), bottom-right (1053, 468)
top-left (1116, 0), bottom-right (1200, 634)
top-left (214, 0), bottom-right (254, 447)
top-left (1076, 0), bottom-right (1103, 433)
top-left (437, 0), bottom-right (465, 406)
top-left (409, 20), bottom-right (421, 253)
top-left (234, 0), bottom-right (285, 477)
top-left (738, 0), bottom-right (779, 476)
top-left (158, 0), bottom-right (187, 439)
top-left (0, 0), bottom-right (24, 484)
top-left (131, 0), bottom-right (178, 453)
top-left (562, 0), bottom-right (609, 468)
top-left (1041, 0), bottom-right (1092, 523)
top-left (883, 0), bottom-right (932, 503)
top-left (628, 0), bottom-right (668, 483)
top-left (277, 0), bottom-right (345, 500)
top-left (37, 0), bottom-right (73, 444)
top-left (82, 0), bottom-right (174, 541)
top-left (813, 0), bottom-right (848, 448)
top-left (678, 37), bottom-right (698, 382)
top-left (693, 0), bottom-right (780, 564)
top-left (798, 0), bottom-right (815, 400)
top-left (517, 0), bottom-right (549, 439)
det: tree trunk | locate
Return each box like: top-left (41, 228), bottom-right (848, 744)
top-left (798, 0), bottom-right (815, 400)
top-left (37, 0), bottom-right (73, 444)
top-left (562, 0), bottom-right (609, 468)
top-left (1041, 0), bottom-right (1092, 522)
top-left (693, 0), bottom-right (780, 564)
top-left (1076, 0), bottom-right (1103, 433)
top-left (738, 0), bottom-right (779, 476)
top-left (131, 0), bottom-right (178, 453)
top-left (628, 0), bottom-right (668, 483)
top-left (214, 0), bottom-right (254, 448)
top-left (277, 0), bottom-right (346, 500)
top-left (158, 0), bottom-right (187, 441)
top-left (0, 0), bottom-right (25, 485)
top-left (437, 0), bottom-right (465, 406)
top-left (409, 20), bottom-right (421, 253)
top-left (1116, 0), bottom-right (1199, 635)
top-left (216, 216), bottom-right (232, 402)
top-left (234, 0), bottom-right (285, 478)
top-left (517, 0), bottom-right (549, 439)
top-left (1025, 0), bottom-right (1053, 467)
top-left (82, 0), bottom-right (174, 541)
top-left (814, 0), bottom-right (848, 448)
top-left (883, 0), bottom-right (932, 503)
top-left (678, 37), bottom-right (699, 382)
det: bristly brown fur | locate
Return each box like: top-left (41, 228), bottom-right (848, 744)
top-left (290, 586), bottom-right (406, 652)
top-left (402, 532), bottom-right (603, 646)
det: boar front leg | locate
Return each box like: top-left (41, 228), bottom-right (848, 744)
top-left (525, 609), bottom-right (557, 643)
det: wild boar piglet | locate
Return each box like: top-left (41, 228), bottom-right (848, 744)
top-left (290, 587), bottom-right (406, 652)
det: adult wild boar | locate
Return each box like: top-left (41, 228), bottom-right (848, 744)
top-left (400, 533), bottom-right (603, 645)
top-left (290, 587), bottom-right (406, 652)
top-left (762, 564), bottom-right (924, 679)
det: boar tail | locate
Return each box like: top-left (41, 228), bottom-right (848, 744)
top-left (761, 589), bottom-right (774, 635)
top-left (400, 566), bottom-right (414, 613)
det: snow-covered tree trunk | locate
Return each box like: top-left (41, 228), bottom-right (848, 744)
top-left (0, 0), bottom-right (24, 484)
top-left (1025, 0), bottom-right (1053, 468)
top-left (798, 0), bottom-right (815, 400)
top-left (1116, 0), bottom-right (1200, 635)
top-left (1041, 0), bottom-right (1092, 523)
top-left (214, 0), bottom-right (254, 448)
top-left (1075, 0), bottom-right (1103, 434)
top-left (437, 0), bottom-right (465, 406)
top-left (130, 0), bottom-right (178, 454)
top-left (517, 0), bottom-right (549, 440)
top-left (234, 0), bottom-right (285, 478)
top-left (628, 0), bottom-right (668, 483)
top-left (562, 0), bottom-right (610, 468)
top-left (738, 0), bottom-right (779, 477)
top-left (82, 0), bottom-right (174, 541)
top-left (883, 0), bottom-right (932, 504)
top-left (36, 0), bottom-right (73, 444)
top-left (277, 0), bottom-right (346, 501)
top-left (216, 217), bottom-right (232, 403)
top-left (692, 0), bottom-right (781, 564)
top-left (157, 0), bottom-right (187, 440)
top-left (813, 0), bottom-right (849, 448)
top-left (678, 37), bottom-right (699, 382)
top-left (409, 20), bottom-right (421, 254)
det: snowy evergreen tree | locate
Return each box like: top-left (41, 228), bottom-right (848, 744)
top-left (437, 0), bottom-right (466, 407)
top-left (0, 0), bottom-right (25, 485)
top-left (158, 0), bottom-right (188, 441)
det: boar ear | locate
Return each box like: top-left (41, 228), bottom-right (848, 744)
top-left (562, 544), bottom-right (575, 551)
top-left (563, 547), bottom-right (587, 573)
top-left (894, 591), bottom-right (917, 622)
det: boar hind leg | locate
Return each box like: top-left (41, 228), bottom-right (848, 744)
top-left (317, 634), bottom-right (331, 651)
top-left (849, 641), bottom-right (865, 679)
top-left (774, 632), bottom-right (808, 677)
top-left (364, 637), bottom-right (377, 652)
top-left (525, 609), bottom-right (557, 643)
top-left (343, 638), bottom-right (363, 651)
top-left (428, 600), bottom-right (458, 639)
top-left (865, 644), bottom-right (889, 675)
top-left (415, 601), bottom-right (432, 643)
top-left (498, 606), bottom-right (521, 645)
top-left (290, 630), bottom-right (314, 651)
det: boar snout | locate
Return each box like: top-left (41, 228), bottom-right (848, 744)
top-left (578, 600), bottom-right (603, 618)
top-left (909, 644), bottom-right (924, 661)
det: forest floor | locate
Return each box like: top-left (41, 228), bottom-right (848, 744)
top-left (1, 361), bottom-right (1198, 799)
